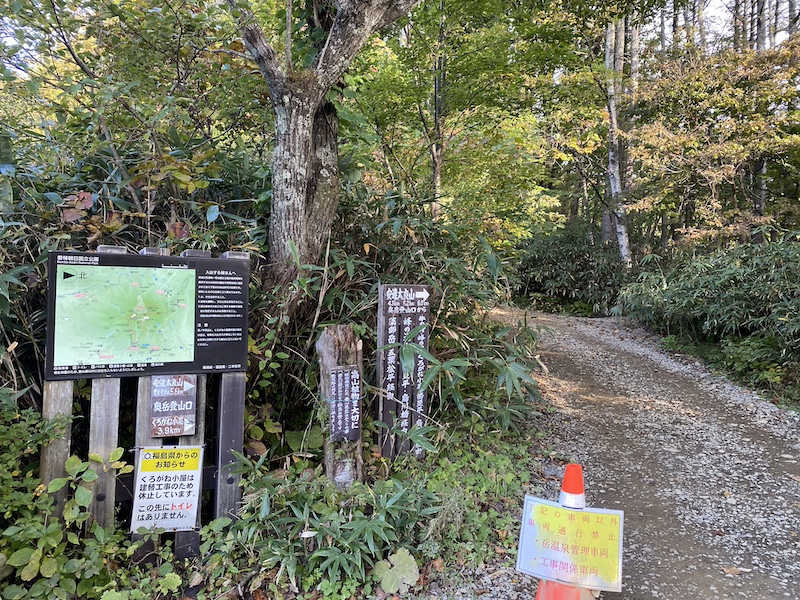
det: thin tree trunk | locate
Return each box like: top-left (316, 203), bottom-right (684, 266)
top-left (735, 0), bottom-right (744, 49)
top-left (757, 0), bottom-right (767, 50)
top-left (771, 0), bottom-right (780, 46)
top-left (697, 0), bottom-right (707, 49)
top-left (430, 0), bottom-right (446, 217)
top-left (673, 1), bottom-right (682, 47)
top-left (661, 9), bottom-right (668, 52)
top-left (629, 19), bottom-right (641, 93)
top-left (753, 157), bottom-right (767, 242)
top-left (605, 22), bottom-right (632, 268)
top-left (790, 0), bottom-right (798, 35)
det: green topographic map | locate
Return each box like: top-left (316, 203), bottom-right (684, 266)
top-left (52, 264), bottom-right (195, 366)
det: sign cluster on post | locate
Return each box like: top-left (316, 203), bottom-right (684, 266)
top-left (39, 246), bottom-right (250, 556)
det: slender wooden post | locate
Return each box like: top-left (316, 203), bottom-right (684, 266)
top-left (175, 375), bottom-right (207, 558)
top-left (214, 250), bottom-right (249, 519)
top-left (215, 371), bottom-right (245, 518)
top-left (87, 245), bottom-right (127, 529)
top-left (317, 325), bottom-right (363, 488)
top-left (40, 380), bottom-right (74, 514)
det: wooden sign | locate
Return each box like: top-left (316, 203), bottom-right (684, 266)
top-left (150, 374), bottom-right (197, 437)
top-left (329, 366), bottom-right (361, 442)
top-left (377, 284), bottom-right (431, 457)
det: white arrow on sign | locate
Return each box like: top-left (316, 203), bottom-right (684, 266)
top-left (183, 380), bottom-right (195, 392)
top-left (415, 288), bottom-right (430, 302)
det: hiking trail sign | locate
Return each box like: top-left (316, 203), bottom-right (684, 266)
top-left (45, 250), bottom-right (248, 380)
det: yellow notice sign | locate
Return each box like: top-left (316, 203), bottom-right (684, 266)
top-left (130, 446), bottom-right (203, 533)
top-left (139, 447), bottom-right (202, 472)
top-left (516, 496), bottom-right (624, 592)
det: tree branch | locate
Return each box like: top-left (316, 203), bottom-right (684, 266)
top-left (225, 0), bottom-right (287, 101)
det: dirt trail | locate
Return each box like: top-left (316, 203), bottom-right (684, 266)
top-left (499, 309), bottom-right (800, 600)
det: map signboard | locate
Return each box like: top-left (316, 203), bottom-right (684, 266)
top-left (45, 251), bottom-right (249, 380)
top-left (377, 283), bottom-right (430, 456)
top-left (516, 496), bottom-right (624, 592)
top-left (130, 445), bottom-right (203, 532)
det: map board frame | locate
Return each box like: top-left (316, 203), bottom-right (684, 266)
top-left (45, 251), bottom-right (249, 380)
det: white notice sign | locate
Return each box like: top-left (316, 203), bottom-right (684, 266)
top-left (130, 445), bottom-right (203, 533)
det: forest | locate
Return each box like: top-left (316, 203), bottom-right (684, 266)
top-left (1, 0), bottom-right (799, 598)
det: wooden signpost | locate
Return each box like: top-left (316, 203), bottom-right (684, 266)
top-left (376, 283), bottom-right (431, 458)
top-left (40, 246), bottom-right (249, 557)
top-left (317, 325), bottom-right (363, 488)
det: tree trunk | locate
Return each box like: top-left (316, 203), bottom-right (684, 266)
top-left (757, 0), bottom-right (767, 50)
top-left (605, 21), bottom-right (633, 268)
top-left (428, 0), bottom-right (446, 218)
top-left (270, 90), bottom-right (320, 281)
top-left (753, 157), bottom-right (767, 242)
top-left (734, 0), bottom-right (743, 50)
top-left (227, 0), bottom-right (422, 286)
top-left (697, 0), bottom-right (707, 50)
top-left (306, 100), bottom-right (341, 261)
top-left (790, 0), bottom-right (797, 35)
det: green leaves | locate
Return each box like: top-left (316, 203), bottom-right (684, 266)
top-left (373, 548), bottom-right (420, 595)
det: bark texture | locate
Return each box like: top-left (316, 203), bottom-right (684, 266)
top-left (227, 0), bottom-right (421, 283)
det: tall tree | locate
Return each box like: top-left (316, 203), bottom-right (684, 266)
top-left (226, 0), bottom-right (420, 284)
top-left (604, 20), bottom-right (633, 267)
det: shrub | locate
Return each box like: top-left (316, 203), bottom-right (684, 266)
top-left (515, 225), bottom-right (629, 315)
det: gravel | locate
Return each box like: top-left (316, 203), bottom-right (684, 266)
top-left (418, 311), bottom-right (800, 600)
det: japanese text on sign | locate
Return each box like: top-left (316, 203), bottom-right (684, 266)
top-left (150, 374), bottom-right (197, 437)
top-left (329, 366), bottom-right (361, 442)
top-left (377, 284), bottom-right (430, 456)
top-left (130, 446), bottom-right (203, 533)
top-left (516, 496), bottom-right (624, 592)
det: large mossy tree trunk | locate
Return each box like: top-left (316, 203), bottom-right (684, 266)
top-left (228, 0), bottom-right (421, 288)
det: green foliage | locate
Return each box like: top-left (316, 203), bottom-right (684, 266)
top-left (619, 237), bottom-right (800, 402)
top-left (416, 421), bottom-right (541, 568)
top-left (372, 548), bottom-right (419, 595)
top-left (516, 225), bottom-right (629, 315)
top-left (197, 458), bottom-right (438, 598)
top-left (0, 394), bottom-right (185, 599)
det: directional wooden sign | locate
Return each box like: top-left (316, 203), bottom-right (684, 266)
top-left (150, 374), bottom-right (197, 437)
top-left (377, 283), bottom-right (431, 457)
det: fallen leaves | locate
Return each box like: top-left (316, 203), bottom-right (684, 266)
top-left (722, 566), bottom-right (753, 576)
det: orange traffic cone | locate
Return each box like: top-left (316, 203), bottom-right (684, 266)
top-left (535, 464), bottom-right (599, 600)
top-left (558, 463), bottom-right (586, 509)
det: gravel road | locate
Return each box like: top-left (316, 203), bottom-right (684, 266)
top-left (424, 310), bottom-right (800, 600)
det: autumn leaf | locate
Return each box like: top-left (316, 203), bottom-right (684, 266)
top-left (62, 208), bottom-right (85, 222)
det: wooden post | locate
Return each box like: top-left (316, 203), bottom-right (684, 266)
top-left (175, 375), bottom-right (207, 558)
top-left (39, 380), bottom-right (74, 514)
top-left (88, 377), bottom-right (122, 529)
top-left (316, 324), bottom-right (363, 488)
top-left (213, 250), bottom-right (249, 519)
top-left (86, 245), bottom-right (127, 530)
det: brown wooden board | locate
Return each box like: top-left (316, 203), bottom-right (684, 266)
top-left (376, 284), bottom-right (431, 457)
